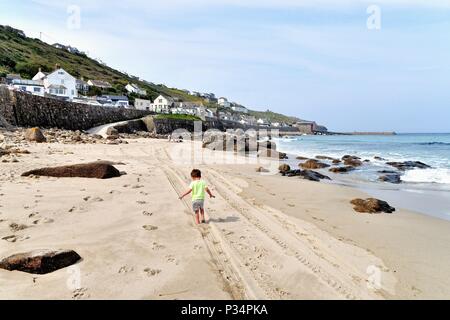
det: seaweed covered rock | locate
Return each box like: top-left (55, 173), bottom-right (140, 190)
top-left (22, 162), bottom-right (122, 179)
top-left (24, 128), bottom-right (46, 143)
top-left (0, 250), bottom-right (82, 275)
top-left (351, 198), bottom-right (396, 214)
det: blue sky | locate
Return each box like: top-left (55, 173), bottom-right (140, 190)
top-left (1, 0), bottom-right (450, 132)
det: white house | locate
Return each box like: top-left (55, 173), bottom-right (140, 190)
top-left (33, 68), bottom-right (77, 101)
top-left (257, 118), bottom-right (270, 127)
top-left (76, 79), bottom-right (90, 94)
top-left (11, 79), bottom-right (45, 97)
top-left (101, 95), bottom-right (129, 108)
top-left (126, 83), bottom-right (147, 96)
top-left (87, 80), bottom-right (113, 89)
top-left (231, 105), bottom-right (249, 114)
top-left (218, 97), bottom-right (231, 108)
top-left (151, 95), bottom-right (174, 114)
top-left (135, 98), bottom-right (152, 111)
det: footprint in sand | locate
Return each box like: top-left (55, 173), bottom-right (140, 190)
top-left (2, 235), bottom-right (30, 243)
top-left (143, 225), bottom-right (158, 231)
top-left (143, 211), bottom-right (153, 216)
top-left (118, 266), bottom-right (135, 274)
top-left (144, 268), bottom-right (162, 277)
top-left (9, 223), bottom-right (30, 232)
top-left (165, 255), bottom-right (179, 265)
top-left (72, 288), bottom-right (90, 300)
top-left (152, 242), bottom-right (165, 251)
top-left (137, 201), bottom-right (147, 205)
top-left (33, 218), bottom-right (55, 225)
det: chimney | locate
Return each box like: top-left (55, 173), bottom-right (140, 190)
top-left (38, 67), bottom-right (42, 73)
top-left (55, 64), bottom-right (60, 70)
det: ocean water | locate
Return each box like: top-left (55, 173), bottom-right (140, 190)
top-left (274, 133), bottom-right (450, 219)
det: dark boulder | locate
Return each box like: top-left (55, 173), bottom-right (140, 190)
top-left (342, 155), bottom-right (361, 161)
top-left (374, 156), bottom-right (386, 161)
top-left (379, 174), bottom-right (402, 184)
top-left (316, 155), bottom-right (336, 161)
top-left (24, 128), bottom-right (46, 143)
top-left (22, 162), bottom-right (122, 179)
top-left (300, 159), bottom-right (330, 170)
top-left (351, 198), bottom-right (396, 214)
top-left (386, 161), bottom-right (431, 171)
top-left (296, 156), bottom-right (309, 160)
top-left (332, 159), bottom-right (342, 164)
top-left (329, 166), bottom-right (355, 174)
top-left (284, 169), bottom-right (331, 182)
top-left (278, 164), bottom-right (291, 174)
top-left (344, 158), bottom-right (363, 167)
top-left (0, 250), bottom-right (82, 275)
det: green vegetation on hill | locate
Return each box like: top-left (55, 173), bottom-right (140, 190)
top-left (0, 25), bottom-right (202, 102)
top-left (156, 114), bottom-right (201, 121)
top-left (0, 24), bottom-right (301, 124)
top-left (248, 110), bottom-right (300, 124)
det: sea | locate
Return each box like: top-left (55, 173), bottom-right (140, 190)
top-left (274, 133), bottom-right (450, 220)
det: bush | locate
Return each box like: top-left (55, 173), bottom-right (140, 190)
top-left (156, 114), bottom-right (202, 121)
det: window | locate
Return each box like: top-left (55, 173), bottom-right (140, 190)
top-left (34, 87), bottom-right (41, 92)
top-left (20, 86), bottom-right (27, 91)
top-left (159, 99), bottom-right (163, 103)
top-left (71, 90), bottom-right (74, 95)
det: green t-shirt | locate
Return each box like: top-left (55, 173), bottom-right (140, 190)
top-left (189, 180), bottom-right (207, 201)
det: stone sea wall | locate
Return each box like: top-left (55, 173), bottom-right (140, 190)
top-left (0, 87), bottom-right (151, 131)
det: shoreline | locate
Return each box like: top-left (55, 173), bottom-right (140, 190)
top-left (1, 136), bottom-right (450, 299)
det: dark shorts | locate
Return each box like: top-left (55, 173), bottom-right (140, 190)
top-left (192, 200), bottom-right (205, 212)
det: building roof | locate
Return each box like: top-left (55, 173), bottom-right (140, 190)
top-left (12, 79), bottom-right (44, 86)
top-left (6, 74), bottom-right (22, 80)
top-left (76, 79), bottom-right (88, 85)
top-left (88, 80), bottom-right (112, 88)
top-left (103, 95), bottom-right (129, 101)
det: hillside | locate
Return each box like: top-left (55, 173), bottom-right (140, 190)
top-left (0, 24), bottom-right (300, 123)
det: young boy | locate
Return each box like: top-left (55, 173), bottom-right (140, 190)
top-left (179, 169), bottom-right (215, 225)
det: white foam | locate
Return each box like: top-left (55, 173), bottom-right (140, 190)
top-left (402, 168), bottom-right (450, 185)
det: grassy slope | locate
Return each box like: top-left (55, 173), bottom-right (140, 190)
top-left (0, 25), bottom-right (299, 123)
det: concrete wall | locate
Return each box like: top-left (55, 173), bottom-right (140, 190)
top-left (153, 118), bottom-right (221, 135)
top-left (0, 87), bottom-right (151, 131)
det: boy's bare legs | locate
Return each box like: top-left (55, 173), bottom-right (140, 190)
top-left (200, 208), bottom-right (206, 223)
top-left (195, 210), bottom-right (201, 225)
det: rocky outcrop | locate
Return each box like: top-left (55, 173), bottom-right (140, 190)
top-left (379, 174), bottom-right (402, 184)
top-left (283, 169), bottom-right (331, 182)
top-left (300, 159), bottom-right (330, 169)
top-left (351, 198), bottom-right (396, 214)
top-left (342, 156), bottom-right (363, 167)
top-left (296, 156), bottom-right (309, 160)
top-left (329, 166), bottom-right (355, 174)
top-left (0, 250), bottom-right (81, 274)
top-left (386, 161), bottom-right (431, 171)
top-left (24, 127), bottom-right (46, 143)
top-left (22, 162), bottom-right (122, 179)
top-left (316, 155), bottom-right (336, 161)
top-left (278, 164), bottom-right (291, 174)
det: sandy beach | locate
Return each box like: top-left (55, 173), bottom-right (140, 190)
top-left (1, 136), bottom-right (450, 300)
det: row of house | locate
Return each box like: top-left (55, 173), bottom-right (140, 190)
top-left (6, 66), bottom-right (148, 105)
top-left (134, 95), bottom-right (215, 120)
top-left (218, 97), bottom-right (249, 114)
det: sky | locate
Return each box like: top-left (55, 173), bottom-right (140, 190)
top-left (1, 0), bottom-right (449, 132)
